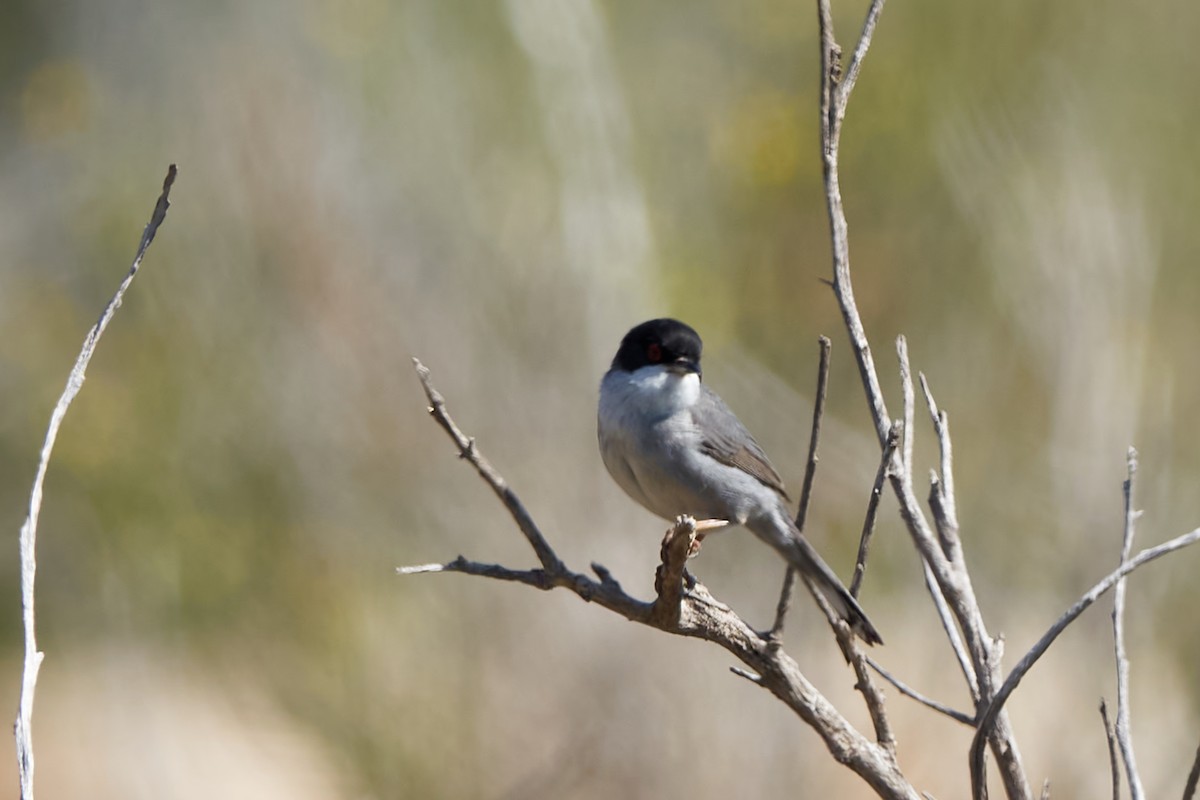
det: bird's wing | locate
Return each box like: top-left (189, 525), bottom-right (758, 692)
top-left (693, 386), bottom-right (789, 500)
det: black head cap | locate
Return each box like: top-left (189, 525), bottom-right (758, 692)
top-left (611, 318), bottom-right (703, 376)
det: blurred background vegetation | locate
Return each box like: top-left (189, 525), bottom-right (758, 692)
top-left (2, 0), bottom-right (1199, 797)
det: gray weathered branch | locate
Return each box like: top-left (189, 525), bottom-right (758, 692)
top-left (1113, 449), bottom-right (1145, 800)
top-left (771, 335), bottom-right (832, 641)
top-left (816, 0), bottom-right (1028, 786)
top-left (14, 165), bottom-right (177, 800)
top-left (969, 526), bottom-right (1200, 798)
top-left (401, 362), bottom-right (920, 799)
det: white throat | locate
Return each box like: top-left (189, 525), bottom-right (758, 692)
top-left (601, 365), bottom-right (701, 422)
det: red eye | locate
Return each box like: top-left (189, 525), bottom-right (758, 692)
top-left (646, 343), bottom-right (662, 363)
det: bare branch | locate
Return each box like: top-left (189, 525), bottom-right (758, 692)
top-left (970, 526), bottom-right (1200, 799)
top-left (1113, 449), bottom-right (1145, 800)
top-left (897, 337), bottom-right (915, 481)
top-left (1100, 699), bottom-right (1120, 800)
top-left (833, 0), bottom-right (889, 122)
top-left (818, 0), bottom-right (891, 448)
top-left (842, 629), bottom-right (897, 757)
top-left (772, 336), bottom-right (832, 641)
top-left (15, 165), bottom-right (176, 800)
top-left (866, 657), bottom-right (974, 726)
top-left (919, 372), bottom-right (958, 537)
top-left (730, 666), bottom-right (764, 685)
top-left (810, 584), bottom-right (898, 757)
top-left (797, 336), bottom-right (833, 531)
top-left (919, 557), bottom-right (979, 702)
top-left (402, 362), bottom-right (921, 799)
top-left (398, 557), bottom-right (563, 590)
top-left (651, 518), bottom-right (698, 626)
top-left (769, 569), bottom-right (799, 644)
top-left (1183, 737), bottom-right (1200, 800)
top-left (413, 359), bottom-right (564, 575)
top-left (813, 0), bottom-right (1026, 790)
top-left (850, 422), bottom-right (899, 598)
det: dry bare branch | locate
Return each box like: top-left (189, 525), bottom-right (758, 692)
top-left (1113, 449), bottom-right (1145, 800)
top-left (813, 0), bottom-right (1029, 790)
top-left (401, 362), bottom-right (921, 799)
top-left (14, 165), bottom-right (177, 800)
top-left (918, 372), bottom-right (958, 543)
top-left (797, 336), bottom-right (833, 531)
top-left (1183, 738), bottom-right (1200, 800)
top-left (897, 338), bottom-right (915, 480)
top-left (817, 0), bottom-right (891, 448)
top-left (813, 0), bottom-right (1029, 789)
top-left (850, 422), bottom-right (899, 599)
top-left (1099, 699), bottom-right (1120, 800)
top-left (919, 558), bottom-right (979, 702)
top-left (771, 336), bottom-right (832, 641)
top-left (866, 657), bottom-right (973, 726)
top-left (413, 358), bottom-right (564, 575)
top-left (831, 606), bottom-right (898, 757)
top-left (969, 526), bottom-right (1200, 799)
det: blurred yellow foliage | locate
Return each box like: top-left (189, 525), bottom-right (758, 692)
top-left (710, 89), bottom-right (803, 186)
top-left (20, 60), bottom-right (91, 141)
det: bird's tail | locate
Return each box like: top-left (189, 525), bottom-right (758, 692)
top-left (755, 517), bottom-right (883, 645)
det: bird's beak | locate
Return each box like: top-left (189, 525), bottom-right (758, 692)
top-left (667, 357), bottom-right (701, 379)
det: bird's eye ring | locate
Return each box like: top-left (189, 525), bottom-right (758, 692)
top-left (646, 343), bottom-right (662, 363)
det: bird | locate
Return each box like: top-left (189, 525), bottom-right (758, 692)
top-left (597, 318), bottom-right (881, 645)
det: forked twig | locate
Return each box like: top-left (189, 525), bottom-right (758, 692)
top-left (918, 372), bottom-right (958, 548)
top-left (413, 359), bottom-right (564, 575)
top-left (401, 362), bottom-right (921, 798)
top-left (970, 526), bottom-right (1200, 798)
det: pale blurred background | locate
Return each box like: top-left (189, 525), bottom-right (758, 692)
top-left (2, 0), bottom-right (1199, 797)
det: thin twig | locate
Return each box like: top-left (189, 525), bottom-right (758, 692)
top-left (901, 342), bottom-right (978, 702)
top-left (771, 336), bottom-right (832, 641)
top-left (896, 337), bottom-right (915, 481)
top-left (833, 0), bottom-right (889, 122)
top-left (919, 373), bottom-right (958, 537)
top-left (1100, 699), bottom-right (1120, 800)
top-left (970, 526), bottom-right (1200, 799)
top-left (413, 359), bottom-right (564, 575)
top-left (398, 557), bottom-right (562, 590)
top-left (866, 657), bottom-right (974, 726)
top-left (919, 556), bottom-right (979, 702)
top-left (1182, 737), bottom-right (1200, 800)
top-left (817, 0), bottom-right (891, 449)
top-left (850, 422), bottom-right (899, 598)
top-left (402, 364), bottom-right (921, 798)
top-left (770, 569), bottom-right (800, 645)
top-left (813, 586), bottom-right (898, 756)
top-left (730, 666), bottom-right (764, 685)
top-left (797, 336), bottom-right (833, 532)
top-left (815, 0), bottom-right (1025, 790)
top-left (14, 165), bottom-right (176, 800)
top-left (1114, 449), bottom-right (1145, 800)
